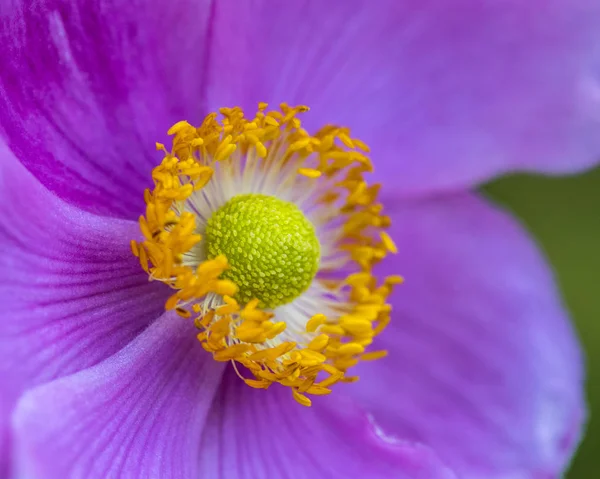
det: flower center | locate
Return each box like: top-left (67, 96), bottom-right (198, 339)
top-left (132, 103), bottom-right (403, 407)
top-left (205, 194), bottom-right (320, 308)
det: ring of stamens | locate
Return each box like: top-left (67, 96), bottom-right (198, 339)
top-left (132, 103), bottom-right (402, 406)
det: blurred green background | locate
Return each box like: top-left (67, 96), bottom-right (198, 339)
top-left (483, 167), bottom-right (600, 478)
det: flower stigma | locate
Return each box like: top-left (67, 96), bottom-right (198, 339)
top-left (132, 103), bottom-right (402, 406)
top-left (205, 194), bottom-right (321, 308)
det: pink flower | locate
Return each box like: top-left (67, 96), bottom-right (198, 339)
top-left (1, 1), bottom-right (598, 478)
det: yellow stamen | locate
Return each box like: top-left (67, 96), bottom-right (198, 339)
top-left (133, 103), bottom-right (401, 406)
top-left (380, 231), bottom-right (398, 254)
top-left (360, 350), bottom-right (389, 361)
top-left (306, 313), bottom-right (327, 333)
top-left (298, 167), bottom-right (322, 179)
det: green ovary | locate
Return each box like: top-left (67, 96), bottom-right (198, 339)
top-left (205, 194), bottom-right (321, 308)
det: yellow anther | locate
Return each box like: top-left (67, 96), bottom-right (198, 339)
top-left (307, 334), bottom-right (329, 351)
top-left (130, 240), bottom-right (139, 257)
top-left (292, 389), bottom-right (312, 407)
top-left (248, 342), bottom-right (296, 362)
top-left (240, 308), bottom-right (270, 322)
top-left (319, 325), bottom-right (345, 336)
top-left (216, 301), bottom-right (240, 316)
top-left (306, 313), bottom-right (327, 332)
top-left (195, 310), bottom-right (215, 329)
top-left (212, 280), bottom-right (237, 297)
top-left (165, 294), bottom-right (179, 311)
top-left (361, 350), bottom-right (388, 361)
top-left (244, 379), bottom-right (271, 389)
top-left (340, 317), bottom-right (373, 335)
top-left (305, 385), bottom-right (332, 396)
top-left (214, 143), bottom-right (237, 162)
top-left (337, 343), bottom-right (366, 355)
top-left (318, 371), bottom-right (344, 388)
top-left (373, 315), bottom-right (391, 336)
top-left (264, 116), bottom-right (279, 127)
top-left (167, 120), bottom-right (193, 135)
top-left (243, 298), bottom-right (260, 311)
top-left (298, 168), bottom-right (322, 178)
top-left (175, 307), bottom-right (191, 318)
top-left (380, 231), bottom-right (398, 254)
top-left (138, 216), bottom-right (152, 240)
top-left (338, 132), bottom-right (355, 149)
top-left (213, 344), bottom-right (254, 361)
top-left (210, 317), bottom-right (231, 336)
top-left (222, 295), bottom-right (236, 305)
top-left (353, 138), bottom-right (370, 152)
top-left (386, 275), bottom-right (405, 285)
top-left (236, 328), bottom-right (267, 343)
top-left (335, 357), bottom-right (359, 369)
top-left (299, 349), bottom-right (327, 367)
top-left (265, 321), bottom-right (287, 339)
top-left (341, 375), bottom-right (359, 383)
top-left (289, 138), bottom-right (312, 152)
top-left (255, 142), bottom-right (267, 158)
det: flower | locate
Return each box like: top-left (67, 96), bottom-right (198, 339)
top-left (0, 1), bottom-right (598, 478)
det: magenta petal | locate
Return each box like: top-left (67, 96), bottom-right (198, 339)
top-left (198, 370), bottom-right (457, 479)
top-left (0, 149), bottom-right (169, 476)
top-left (12, 312), bottom-right (224, 479)
top-left (208, 0), bottom-right (600, 194)
top-left (0, 0), bottom-right (213, 218)
top-left (346, 193), bottom-right (585, 478)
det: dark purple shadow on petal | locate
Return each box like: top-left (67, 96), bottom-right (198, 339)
top-left (0, 147), bottom-right (170, 476)
top-left (0, 0), bottom-right (215, 218)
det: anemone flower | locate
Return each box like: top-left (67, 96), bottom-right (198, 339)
top-left (1, 1), bottom-right (599, 478)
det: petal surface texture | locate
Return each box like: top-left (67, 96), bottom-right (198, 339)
top-left (348, 193), bottom-right (585, 479)
top-left (0, 148), bottom-right (168, 476)
top-left (198, 370), bottom-right (457, 479)
top-left (0, 0), bottom-right (213, 217)
top-left (12, 313), bottom-right (225, 479)
top-left (207, 0), bottom-right (600, 194)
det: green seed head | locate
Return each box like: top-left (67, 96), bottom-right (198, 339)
top-left (205, 194), bottom-right (321, 308)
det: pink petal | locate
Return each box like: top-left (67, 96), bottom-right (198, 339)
top-left (0, 0), bottom-right (213, 218)
top-left (345, 193), bottom-right (585, 478)
top-left (207, 0), bottom-right (600, 195)
top-left (0, 147), bottom-right (169, 476)
top-left (198, 370), bottom-right (457, 479)
top-left (12, 313), bottom-right (224, 479)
